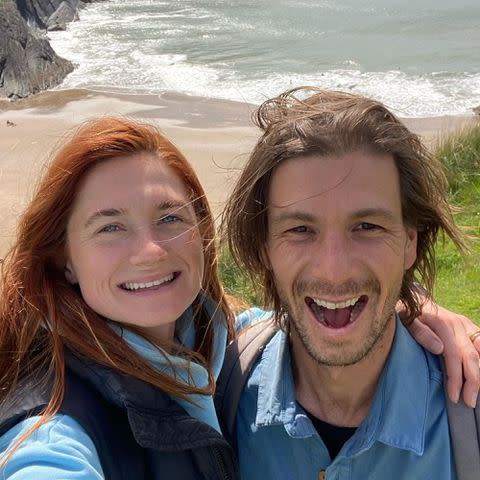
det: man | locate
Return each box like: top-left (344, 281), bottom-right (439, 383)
top-left (221, 87), bottom-right (477, 479)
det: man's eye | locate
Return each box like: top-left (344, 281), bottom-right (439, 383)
top-left (356, 222), bottom-right (380, 231)
top-left (98, 224), bottom-right (122, 233)
top-left (288, 225), bottom-right (309, 233)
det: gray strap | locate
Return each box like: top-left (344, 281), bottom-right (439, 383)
top-left (442, 361), bottom-right (480, 480)
top-left (215, 319), bottom-right (278, 443)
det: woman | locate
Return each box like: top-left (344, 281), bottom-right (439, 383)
top-left (0, 118), bottom-right (237, 479)
top-left (0, 117), bottom-right (477, 479)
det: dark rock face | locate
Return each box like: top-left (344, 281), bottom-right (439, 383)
top-left (473, 106), bottom-right (480, 116)
top-left (0, 1), bottom-right (74, 99)
top-left (15, 0), bottom-right (81, 30)
top-left (46, 1), bottom-right (79, 31)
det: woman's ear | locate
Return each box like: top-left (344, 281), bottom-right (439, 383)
top-left (65, 261), bottom-right (78, 284)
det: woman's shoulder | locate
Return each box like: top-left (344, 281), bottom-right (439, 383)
top-left (0, 414), bottom-right (104, 479)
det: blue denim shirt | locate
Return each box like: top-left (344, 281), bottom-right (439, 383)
top-left (235, 313), bottom-right (456, 480)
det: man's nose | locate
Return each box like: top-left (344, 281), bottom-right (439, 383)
top-left (312, 232), bottom-right (353, 284)
top-left (129, 228), bottom-right (168, 267)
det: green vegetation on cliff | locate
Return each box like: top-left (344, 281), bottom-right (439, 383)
top-left (434, 125), bottom-right (480, 323)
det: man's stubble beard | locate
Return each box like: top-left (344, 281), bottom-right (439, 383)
top-left (279, 277), bottom-right (402, 367)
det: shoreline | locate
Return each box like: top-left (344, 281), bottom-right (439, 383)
top-left (2, 87), bottom-right (478, 132)
top-left (1, 88), bottom-right (479, 256)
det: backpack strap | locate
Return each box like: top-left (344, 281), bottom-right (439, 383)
top-left (215, 318), bottom-right (278, 446)
top-left (441, 361), bottom-right (480, 480)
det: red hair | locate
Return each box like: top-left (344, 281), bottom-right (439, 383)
top-left (0, 117), bottom-right (233, 457)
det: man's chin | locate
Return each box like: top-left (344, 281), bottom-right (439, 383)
top-left (290, 306), bottom-right (395, 368)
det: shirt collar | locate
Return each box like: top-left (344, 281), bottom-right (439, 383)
top-left (253, 316), bottom-right (429, 456)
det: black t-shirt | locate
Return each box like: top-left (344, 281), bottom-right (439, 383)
top-left (300, 405), bottom-right (357, 459)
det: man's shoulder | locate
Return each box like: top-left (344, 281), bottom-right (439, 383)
top-left (235, 308), bottom-right (275, 332)
top-left (395, 321), bottom-right (444, 384)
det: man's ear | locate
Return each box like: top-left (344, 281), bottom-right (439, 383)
top-left (404, 227), bottom-right (418, 271)
top-left (260, 245), bottom-right (272, 271)
top-left (65, 261), bottom-right (78, 284)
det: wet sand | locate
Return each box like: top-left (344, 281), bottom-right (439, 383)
top-left (0, 88), bottom-right (478, 256)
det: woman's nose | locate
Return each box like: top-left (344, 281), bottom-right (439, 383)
top-left (129, 229), bottom-right (168, 267)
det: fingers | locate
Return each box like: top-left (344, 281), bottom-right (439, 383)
top-left (461, 347), bottom-right (480, 408)
top-left (456, 314), bottom-right (480, 406)
top-left (411, 303), bottom-right (480, 406)
top-left (407, 317), bottom-right (444, 355)
top-left (443, 314), bottom-right (480, 407)
top-left (429, 315), bottom-right (464, 404)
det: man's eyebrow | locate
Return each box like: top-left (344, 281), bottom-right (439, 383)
top-left (269, 208), bottom-right (398, 225)
top-left (84, 208), bottom-right (125, 228)
top-left (350, 208), bottom-right (397, 222)
top-left (269, 210), bottom-right (317, 225)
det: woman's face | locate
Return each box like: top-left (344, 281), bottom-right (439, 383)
top-left (65, 153), bottom-right (205, 342)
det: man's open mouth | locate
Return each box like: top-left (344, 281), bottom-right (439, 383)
top-left (305, 295), bottom-right (368, 329)
top-left (120, 272), bottom-right (179, 291)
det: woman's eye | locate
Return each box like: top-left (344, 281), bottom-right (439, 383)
top-left (158, 215), bottom-right (181, 224)
top-left (98, 224), bottom-right (122, 234)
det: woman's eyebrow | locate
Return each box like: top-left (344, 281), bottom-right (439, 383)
top-left (156, 200), bottom-right (190, 212)
top-left (156, 200), bottom-right (200, 220)
top-left (84, 201), bottom-right (193, 228)
top-left (84, 208), bottom-right (125, 228)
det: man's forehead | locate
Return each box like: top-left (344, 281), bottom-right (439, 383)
top-left (267, 151), bottom-right (402, 211)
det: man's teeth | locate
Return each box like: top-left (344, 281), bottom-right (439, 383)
top-left (312, 296), bottom-right (360, 309)
top-left (122, 274), bottom-right (174, 291)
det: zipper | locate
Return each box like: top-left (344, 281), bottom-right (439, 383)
top-left (212, 445), bottom-right (230, 480)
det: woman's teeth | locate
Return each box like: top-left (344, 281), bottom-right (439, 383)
top-left (122, 273), bottom-right (174, 291)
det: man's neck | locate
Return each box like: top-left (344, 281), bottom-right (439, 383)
top-left (291, 319), bottom-right (396, 427)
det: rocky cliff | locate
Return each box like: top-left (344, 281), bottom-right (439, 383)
top-left (0, 0), bottom-right (94, 99)
top-left (16, 0), bottom-right (85, 31)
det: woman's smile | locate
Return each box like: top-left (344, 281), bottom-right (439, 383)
top-left (66, 153), bottom-right (205, 342)
top-left (120, 272), bottom-right (177, 291)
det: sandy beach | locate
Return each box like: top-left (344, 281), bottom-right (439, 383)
top-left (0, 89), bottom-right (478, 256)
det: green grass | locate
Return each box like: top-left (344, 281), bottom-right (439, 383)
top-left (434, 126), bottom-right (480, 323)
top-left (218, 249), bottom-right (262, 309)
top-left (219, 125), bottom-right (480, 323)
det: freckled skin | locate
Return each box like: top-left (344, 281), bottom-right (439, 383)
top-left (266, 151), bottom-right (417, 367)
top-left (66, 153), bottom-right (205, 342)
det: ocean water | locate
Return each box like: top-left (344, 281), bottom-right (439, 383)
top-left (49, 0), bottom-right (480, 117)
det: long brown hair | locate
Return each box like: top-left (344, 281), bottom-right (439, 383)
top-left (222, 87), bottom-right (466, 327)
top-left (0, 117), bottom-right (233, 455)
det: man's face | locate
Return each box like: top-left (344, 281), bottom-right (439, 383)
top-left (265, 151), bottom-right (417, 366)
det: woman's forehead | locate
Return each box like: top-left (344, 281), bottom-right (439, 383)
top-left (69, 154), bottom-right (198, 223)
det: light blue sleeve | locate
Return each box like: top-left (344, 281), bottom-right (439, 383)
top-left (235, 308), bottom-right (274, 333)
top-left (0, 415), bottom-right (104, 479)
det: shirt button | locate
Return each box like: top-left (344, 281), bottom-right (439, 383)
top-left (319, 471), bottom-right (326, 480)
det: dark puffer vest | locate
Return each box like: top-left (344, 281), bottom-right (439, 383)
top-left (0, 351), bottom-right (238, 480)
